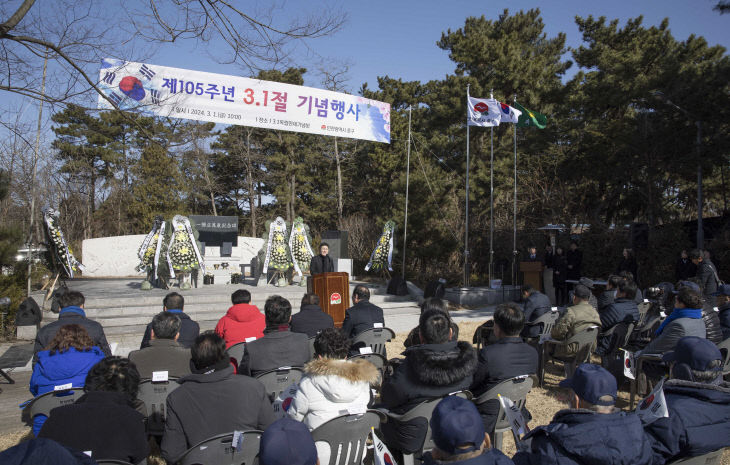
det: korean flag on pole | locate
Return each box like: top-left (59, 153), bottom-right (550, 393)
top-left (622, 349), bottom-right (636, 380)
top-left (498, 101), bottom-right (522, 123)
top-left (636, 377), bottom-right (669, 424)
top-left (467, 92), bottom-right (501, 127)
top-left (372, 427), bottom-right (398, 465)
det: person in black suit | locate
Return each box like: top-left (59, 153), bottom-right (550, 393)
top-left (341, 285), bottom-right (384, 339)
top-left (238, 295), bottom-right (311, 376)
top-left (470, 302), bottom-right (538, 431)
top-left (140, 292), bottom-right (199, 349)
top-left (520, 285), bottom-right (552, 338)
top-left (526, 246), bottom-right (539, 262)
top-left (290, 293), bottom-right (334, 337)
top-left (309, 242), bottom-right (335, 275)
top-left (675, 249), bottom-right (697, 281)
top-left (566, 241), bottom-right (582, 284)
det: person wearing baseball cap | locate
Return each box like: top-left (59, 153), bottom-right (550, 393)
top-left (424, 396), bottom-right (513, 465)
top-left (549, 284), bottom-right (600, 360)
top-left (643, 337), bottom-right (730, 464)
top-left (260, 417), bottom-right (318, 465)
top-left (713, 284), bottom-right (730, 339)
top-left (513, 364), bottom-right (653, 465)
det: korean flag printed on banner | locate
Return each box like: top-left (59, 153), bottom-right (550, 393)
top-left (622, 349), bottom-right (636, 380)
top-left (271, 382), bottom-right (299, 419)
top-left (372, 427), bottom-right (398, 465)
top-left (636, 377), bottom-right (669, 424)
top-left (498, 394), bottom-right (529, 439)
top-left (498, 101), bottom-right (522, 124)
top-left (467, 94), bottom-right (501, 127)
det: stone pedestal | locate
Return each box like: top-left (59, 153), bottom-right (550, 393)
top-left (16, 325), bottom-right (37, 340)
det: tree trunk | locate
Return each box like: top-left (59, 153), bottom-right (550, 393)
top-left (246, 130), bottom-right (257, 237)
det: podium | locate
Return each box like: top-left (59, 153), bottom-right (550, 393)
top-left (308, 272), bottom-right (350, 328)
top-left (520, 261), bottom-right (543, 292)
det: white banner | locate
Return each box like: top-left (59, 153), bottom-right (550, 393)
top-left (97, 59), bottom-right (391, 143)
top-left (467, 95), bottom-right (501, 127)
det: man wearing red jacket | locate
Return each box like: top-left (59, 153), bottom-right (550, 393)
top-left (215, 289), bottom-right (265, 348)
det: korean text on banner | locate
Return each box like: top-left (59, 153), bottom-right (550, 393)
top-left (98, 59), bottom-right (391, 143)
top-left (467, 96), bottom-right (501, 127)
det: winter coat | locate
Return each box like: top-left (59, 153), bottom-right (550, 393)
top-left (29, 347), bottom-right (106, 436)
top-left (161, 366), bottom-right (276, 462)
top-left (676, 258), bottom-right (697, 282)
top-left (341, 300), bottom-right (385, 339)
top-left (644, 380), bottom-right (730, 465)
top-left (38, 391), bottom-right (149, 464)
top-left (597, 298), bottom-right (639, 354)
top-left (0, 438), bottom-right (97, 465)
top-left (551, 301), bottom-right (601, 358)
top-left (289, 357), bottom-right (379, 429)
top-left (470, 337), bottom-right (537, 397)
top-left (521, 292), bottom-right (552, 338)
top-left (141, 310), bottom-right (199, 349)
top-left (701, 307), bottom-right (723, 345)
top-left (310, 254), bottom-right (335, 275)
top-left (512, 408), bottom-right (654, 465)
top-left (290, 304), bottom-right (334, 338)
top-left (34, 309), bottom-right (111, 365)
top-left (238, 327), bottom-right (311, 376)
top-left (597, 290), bottom-right (616, 313)
top-left (566, 249), bottom-right (582, 281)
top-left (552, 255), bottom-right (568, 285)
top-left (214, 303), bottom-right (266, 348)
top-left (423, 449), bottom-right (514, 465)
top-left (697, 259), bottom-right (720, 297)
top-left (127, 339), bottom-right (191, 379)
top-left (640, 317), bottom-right (706, 356)
top-left (719, 302), bottom-right (730, 340)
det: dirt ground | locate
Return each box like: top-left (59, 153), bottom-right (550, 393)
top-left (2, 321), bottom-right (728, 464)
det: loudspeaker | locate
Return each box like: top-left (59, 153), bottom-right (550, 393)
top-left (321, 230), bottom-right (349, 261)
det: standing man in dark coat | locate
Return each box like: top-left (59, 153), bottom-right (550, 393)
top-left (341, 285), bottom-right (384, 339)
top-left (140, 292), bottom-right (199, 349)
top-left (676, 250), bottom-right (697, 282)
top-left (34, 291), bottom-right (111, 365)
top-left (690, 249), bottom-right (720, 298)
top-left (238, 295), bottom-right (311, 376)
top-left (310, 242), bottom-right (335, 275)
top-left (566, 241), bottom-right (582, 284)
top-left (520, 286), bottom-right (552, 338)
top-left (290, 293), bottom-right (334, 337)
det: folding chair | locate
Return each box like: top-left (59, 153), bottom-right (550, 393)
top-left (472, 375), bottom-right (533, 451)
top-left (227, 342), bottom-right (246, 367)
top-left (629, 353), bottom-right (665, 409)
top-left (348, 353), bottom-right (387, 373)
top-left (255, 367), bottom-right (304, 402)
top-left (311, 410), bottom-right (384, 465)
top-left (525, 310), bottom-right (559, 343)
top-left (599, 321), bottom-right (635, 379)
top-left (137, 378), bottom-right (180, 436)
top-left (381, 391), bottom-right (472, 465)
top-left (540, 326), bottom-right (599, 387)
top-left (352, 327), bottom-right (395, 357)
top-left (21, 388), bottom-right (85, 424)
top-left (309, 336), bottom-right (317, 358)
top-left (175, 431), bottom-right (262, 465)
top-left (666, 448), bottom-right (726, 464)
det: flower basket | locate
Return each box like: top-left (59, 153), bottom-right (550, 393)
top-left (204, 274), bottom-right (214, 285)
top-left (231, 272), bottom-right (242, 284)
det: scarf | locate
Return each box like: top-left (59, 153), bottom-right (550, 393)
top-left (60, 306), bottom-right (86, 317)
top-left (655, 307), bottom-right (703, 335)
top-left (190, 357), bottom-right (231, 375)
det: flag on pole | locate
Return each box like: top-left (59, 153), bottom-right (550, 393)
top-left (636, 377), bottom-right (669, 424)
top-left (498, 101), bottom-right (522, 124)
top-left (372, 427), bottom-right (398, 465)
top-left (513, 101), bottom-right (547, 129)
top-left (467, 92), bottom-right (501, 127)
top-left (622, 349), bottom-right (636, 380)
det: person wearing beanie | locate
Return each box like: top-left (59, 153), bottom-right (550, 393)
top-left (423, 396), bottom-right (513, 465)
top-left (513, 364), bottom-right (653, 465)
top-left (259, 418), bottom-right (318, 465)
top-left (643, 337), bottom-right (730, 464)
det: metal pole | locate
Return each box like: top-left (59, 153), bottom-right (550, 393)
top-left (402, 106), bottom-right (412, 279)
top-left (465, 85), bottom-right (471, 287)
top-left (513, 105), bottom-right (518, 285)
top-left (696, 120), bottom-right (703, 250)
top-left (489, 90), bottom-right (494, 282)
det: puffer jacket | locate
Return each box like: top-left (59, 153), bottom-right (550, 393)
top-left (288, 357), bottom-right (379, 430)
top-left (644, 380), bottom-right (730, 465)
top-left (701, 306), bottom-right (723, 345)
top-left (719, 302), bottom-right (730, 340)
top-left (550, 301), bottom-right (601, 358)
top-left (512, 408), bottom-right (654, 465)
top-left (214, 303), bottom-right (266, 348)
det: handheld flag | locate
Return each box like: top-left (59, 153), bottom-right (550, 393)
top-left (372, 427), bottom-right (398, 465)
top-left (513, 101), bottom-right (547, 129)
top-left (498, 394), bottom-right (529, 438)
top-left (498, 101), bottom-right (522, 124)
top-left (636, 377), bottom-right (669, 424)
top-left (467, 92), bottom-right (501, 127)
top-left (622, 349), bottom-right (636, 380)
top-left (272, 382), bottom-right (299, 419)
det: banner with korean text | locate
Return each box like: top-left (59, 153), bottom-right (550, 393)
top-left (97, 59), bottom-right (391, 143)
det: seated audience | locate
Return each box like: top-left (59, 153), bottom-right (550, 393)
top-left (38, 357), bottom-right (149, 464)
top-left (290, 293), bottom-right (334, 337)
top-left (577, 277), bottom-right (598, 310)
top-left (596, 274), bottom-right (622, 313)
top-left (716, 284), bottom-right (730, 339)
top-left (0, 437), bottom-right (96, 465)
top-left (128, 312), bottom-right (191, 379)
top-left (30, 325), bottom-right (105, 435)
top-left (644, 337), bottom-right (730, 464)
top-left (550, 284), bottom-right (601, 359)
top-left (161, 332), bottom-right (276, 462)
top-left (405, 297), bottom-right (460, 348)
top-left (34, 291), bottom-right (110, 364)
top-left (341, 285), bottom-right (385, 339)
top-left (596, 279), bottom-right (640, 355)
top-left (214, 289), bottom-right (266, 347)
top-left (288, 328), bottom-right (378, 464)
top-left (513, 364), bottom-right (653, 465)
top-left (619, 271), bottom-right (644, 304)
top-left (259, 417), bottom-right (317, 465)
top-left (470, 303), bottom-right (537, 431)
top-left (638, 286), bottom-right (706, 356)
top-left (238, 295), bottom-right (311, 376)
top-left (380, 309), bottom-right (476, 455)
top-left (520, 285), bottom-right (552, 338)
top-left (684, 279), bottom-right (724, 344)
top-left (423, 396), bottom-right (514, 465)
top-left (140, 292), bottom-right (199, 348)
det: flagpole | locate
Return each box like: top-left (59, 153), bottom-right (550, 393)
top-left (489, 89), bottom-right (494, 284)
top-left (464, 85), bottom-right (470, 287)
top-left (402, 105), bottom-right (412, 280)
top-left (513, 94), bottom-right (518, 287)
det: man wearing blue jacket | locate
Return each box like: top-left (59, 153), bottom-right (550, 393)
top-left (513, 364), bottom-right (653, 465)
top-left (643, 337), bottom-right (730, 464)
